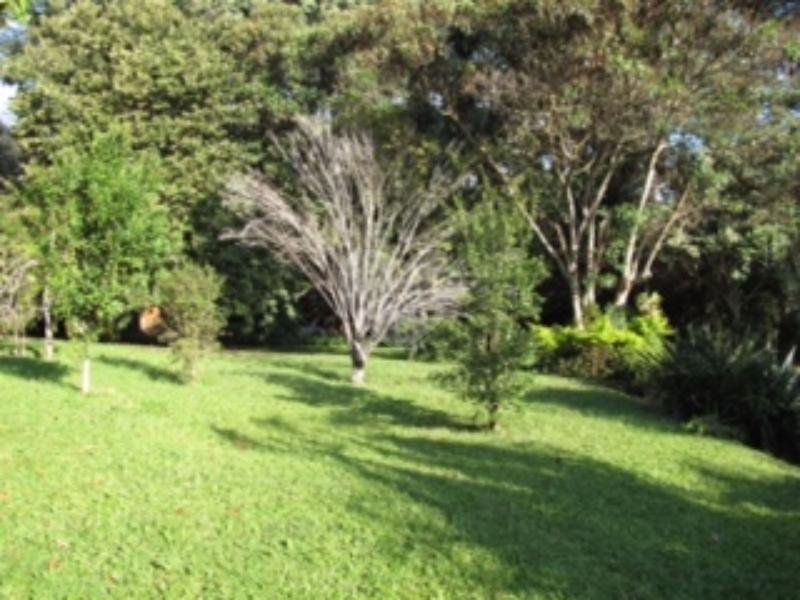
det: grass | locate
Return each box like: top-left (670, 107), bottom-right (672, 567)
top-left (1, 343), bottom-right (799, 599)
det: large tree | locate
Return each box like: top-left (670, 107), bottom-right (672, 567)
top-left (3, 0), bottom-right (259, 228)
top-left (328, 0), bottom-right (792, 327)
top-left (224, 117), bottom-right (463, 383)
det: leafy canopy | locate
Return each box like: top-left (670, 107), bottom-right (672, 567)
top-left (23, 128), bottom-right (180, 338)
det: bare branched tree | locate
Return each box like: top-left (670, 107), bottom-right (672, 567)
top-left (223, 118), bottom-right (464, 384)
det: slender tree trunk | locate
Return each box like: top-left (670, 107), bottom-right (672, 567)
top-left (350, 340), bottom-right (368, 385)
top-left (569, 276), bottom-right (585, 329)
top-left (43, 287), bottom-right (54, 361)
top-left (614, 275), bottom-right (635, 309)
top-left (487, 403), bottom-right (499, 431)
top-left (81, 358), bottom-right (92, 394)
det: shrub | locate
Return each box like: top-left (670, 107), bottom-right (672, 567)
top-left (533, 294), bottom-right (672, 391)
top-left (156, 263), bottom-right (225, 383)
top-left (652, 328), bottom-right (800, 461)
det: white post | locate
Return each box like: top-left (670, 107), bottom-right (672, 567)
top-left (43, 286), bottom-right (55, 361)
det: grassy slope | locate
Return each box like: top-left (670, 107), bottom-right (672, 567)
top-left (0, 344), bottom-right (798, 599)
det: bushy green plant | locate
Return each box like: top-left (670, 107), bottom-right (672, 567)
top-left (156, 263), bottom-right (225, 383)
top-left (534, 294), bottom-right (672, 390)
top-left (442, 195), bottom-right (546, 430)
top-left (22, 128), bottom-right (181, 393)
top-left (652, 328), bottom-right (800, 461)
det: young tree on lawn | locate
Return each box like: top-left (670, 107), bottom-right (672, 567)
top-left (27, 129), bottom-right (180, 393)
top-left (224, 117), bottom-right (464, 384)
top-left (446, 193), bottom-right (546, 430)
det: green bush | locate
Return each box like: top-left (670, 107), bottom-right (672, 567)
top-left (156, 263), bottom-right (225, 383)
top-left (652, 328), bottom-right (800, 461)
top-left (534, 295), bottom-right (672, 391)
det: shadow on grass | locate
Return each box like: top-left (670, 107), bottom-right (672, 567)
top-left (0, 356), bottom-right (71, 386)
top-left (271, 360), bottom-right (346, 383)
top-left (684, 461), bottom-right (800, 515)
top-left (268, 369), bottom-right (476, 431)
top-left (235, 418), bottom-right (800, 597)
top-left (96, 355), bottom-right (182, 384)
top-left (210, 425), bottom-right (269, 451)
top-left (525, 383), bottom-right (674, 430)
top-left (207, 360), bottom-right (800, 596)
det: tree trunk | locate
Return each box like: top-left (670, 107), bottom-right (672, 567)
top-left (614, 275), bottom-right (635, 309)
top-left (43, 287), bottom-right (54, 361)
top-left (350, 340), bottom-right (368, 385)
top-left (81, 358), bottom-right (92, 395)
top-left (570, 287), bottom-right (585, 329)
top-left (487, 402), bottom-right (501, 431)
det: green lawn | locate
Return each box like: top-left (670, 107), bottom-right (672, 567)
top-left (1, 344), bottom-right (799, 599)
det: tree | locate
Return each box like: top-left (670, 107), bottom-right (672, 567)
top-left (224, 117), bottom-right (464, 383)
top-left (3, 0), bottom-right (259, 229)
top-left (655, 121), bottom-right (800, 348)
top-left (27, 129), bottom-right (180, 393)
top-left (156, 262), bottom-right (225, 383)
top-left (445, 193), bottom-right (545, 430)
top-left (331, 0), bottom-right (789, 327)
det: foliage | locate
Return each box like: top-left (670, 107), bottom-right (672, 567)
top-left (1, 344), bottom-right (800, 597)
top-left (654, 118), bottom-right (800, 352)
top-left (0, 247), bottom-right (37, 355)
top-left (156, 262), bottom-right (225, 383)
top-left (0, 201), bottom-right (37, 355)
top-left (4, 0), bottom-right (259, 226)
top-left (0, 0), bottom-right (33, 23)
top-left (2, 0), bottom-right (318, 341)
top-left (331, 0), bottom-right (794, 324)
top-left (534, 294), bottom-right (673, 390)
top-left (4, 0), bottom-right (797, 346)
top-left (19, 128), bottom-right (181, 392)
top-left (35, 129), bottom-right (180, 341)
top-left (443, 195), bottom-right (546, 429)
top-left (652, 328), bottom-right (800, 461)
top-left (406, 318), bottom-right (466, 362)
